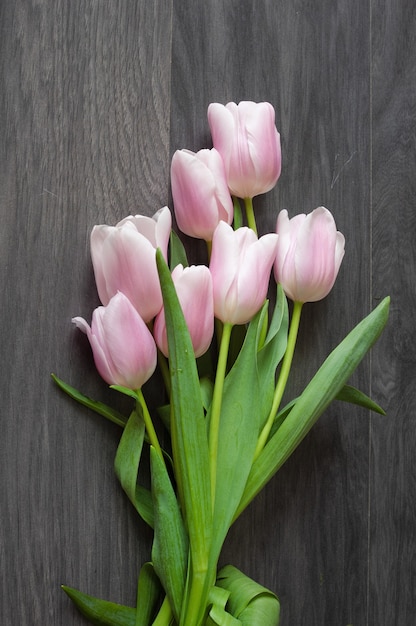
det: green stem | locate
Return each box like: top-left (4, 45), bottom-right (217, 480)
top-left (152, 595), bottom-right (174, 625)
top-left (208, 322), bottom-right (233, 509)
top-left (254, 301), bottom-right (303, 459)
top-left (244, 197), bottom-right (257, 235)
top-left (136, 389), bottom-right (164, 461)
top-left (182, 568), bottom-right (210, 626)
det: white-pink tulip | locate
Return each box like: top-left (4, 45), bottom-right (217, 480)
top-left (209, 221), bottom-right (279, 325)
top-left (274, 207), bottom-right (345, 303)
top-left (72, 292), bottom-right (157, 389)
top-left (154, 264), bottom-right (214, 358)
top-left (171, 148), bottom-right (233, 241)
top-left (207, 101), bottom-right (282, 199)
top-left (90, 207), bottom-right (172, 322)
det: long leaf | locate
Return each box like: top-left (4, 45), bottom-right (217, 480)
top-left (210, 293), bottom-right (288, 563)
top-left (156, 249), bottom-right (212, 594)
top-left (51, 374), bottom-right (127, 427)
top-left (150, 446), bottom-right (189, 622)
top-left (236, 296), bottom-right (390, 517)
top-left (209, 305), bottom-right (266, 565)
top-left (61, 586), bottom-right (136, 626)
top-left (114, 409), bottom-right (154, 527)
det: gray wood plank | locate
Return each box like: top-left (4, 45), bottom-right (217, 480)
top-left (370, 1), bottom-right (416, 624)
top-left (170, 1), bottom-right (371, 625)
top-left (0, 1), bottom-right (172, 624)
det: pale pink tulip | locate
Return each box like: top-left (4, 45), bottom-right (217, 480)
top-left (274, 207), bottom-right (345, 303)
top-left (209, 222), bottom-right (279, 325)
top-left (72, 292), bottom-right (157, 389)
top-left (154, 264), bottom-right (214, 357)
top-left (207, 101), bottom-right (282, 199)
top-left (90, 207), bottom-right (172, 322)
top-left (171, 148), bottom-right (233, 241)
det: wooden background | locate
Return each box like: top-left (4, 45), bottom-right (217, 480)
top-left (1, 1), bottom-right (415, 624)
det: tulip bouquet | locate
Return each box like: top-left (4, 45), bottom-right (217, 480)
top-left (53, 101), bottom-right (389, 626)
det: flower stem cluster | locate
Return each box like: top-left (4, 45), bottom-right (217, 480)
top-left (57, 100), bottom-right (389, 626)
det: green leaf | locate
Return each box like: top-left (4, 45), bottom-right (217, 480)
top-left (208, 586), bottom-right (241, 625)
top-left (268, 382), bottom-right (385, 444)
top-left (135, 563), bottom-right (163, 626)
top-left (61, 585), bottom-right (136, 626)
top-left (216, 565), bottom-right (280, 626)
top-left (256, 286), bottom-right (289, 429)
top-left (209, 305), bottom-right (267, 566)
top-left (114, 409), bottom-right (154, 528)
top-left (156, 248), bottom-right (212, 577)
top-left (336, 384), bottom-right (386, 415)
top-left (150, 446), bottom-right (189, 622)
top-left (134, 486), bottom-right (154, 528)
top-left (156, 375), bottom-right (214, 434)
top-left (200, 376), bottom-right (214, 412)
top-left (236, 296), bottom-right (390, 518)
top-left (51, 374), bottom-right (127, 427)
top-left (170, 230), bottom-right (189, 269)
top-left (110, 385), bottom-right (140, 402)
top-left (157, 403), bottom-right (171, 432)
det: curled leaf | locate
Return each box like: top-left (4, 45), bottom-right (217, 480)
top-left (216, 565), bottom-right (280, 626)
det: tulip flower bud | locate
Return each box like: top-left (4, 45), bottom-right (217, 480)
top-left (90, 207), bottom-right (172, 323)
top-left (209, 221), bottom-right (279, 325)
top-left (274, 207), bottom-right (345, 303)
top-left (207, 101), bottom-right (282, 199)
top-left (154, 264), bottom-right (214, 358)
top-left (171, 148), bottom-right (233, 241)
top-left (72, 292), bottom-right (157, 389)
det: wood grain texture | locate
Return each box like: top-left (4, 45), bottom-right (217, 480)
top-left (0, 0), bottom-right (414, 624)
top-left (370, 1), bottom-right (416, 624)
top-left (0, 1), bottom-right (172, 624)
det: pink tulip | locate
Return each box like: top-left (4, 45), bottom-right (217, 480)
top-left (209, 221), bottom-right (279, 325)
top-left (72, 292), bottom-right (157, 389)
top-left (171, 148), bottom-right (233, 241)
top-left (274, 207), bottom-right (345, 303)
top-left (90, 207), bottom-right (172, 323)
top-left (153, 264), bottom-right (214, 357)
top-left (207, 101), bottom-right (282, 199)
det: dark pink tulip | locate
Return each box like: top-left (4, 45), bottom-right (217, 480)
top-left (209, 221), bottom-right (279, 325)
top-left (171, 148), bottom-right (233, 241)
top-left (274, 207), bottom-right (345, 303)
top-left (72, 292), bottom-right (157, 389)
top-left (90, 207), bottom-right (171, 323)
top-left (207, 101), bottom-right (282, 199)
top-left (154, 264), bottom-right (214, 358)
